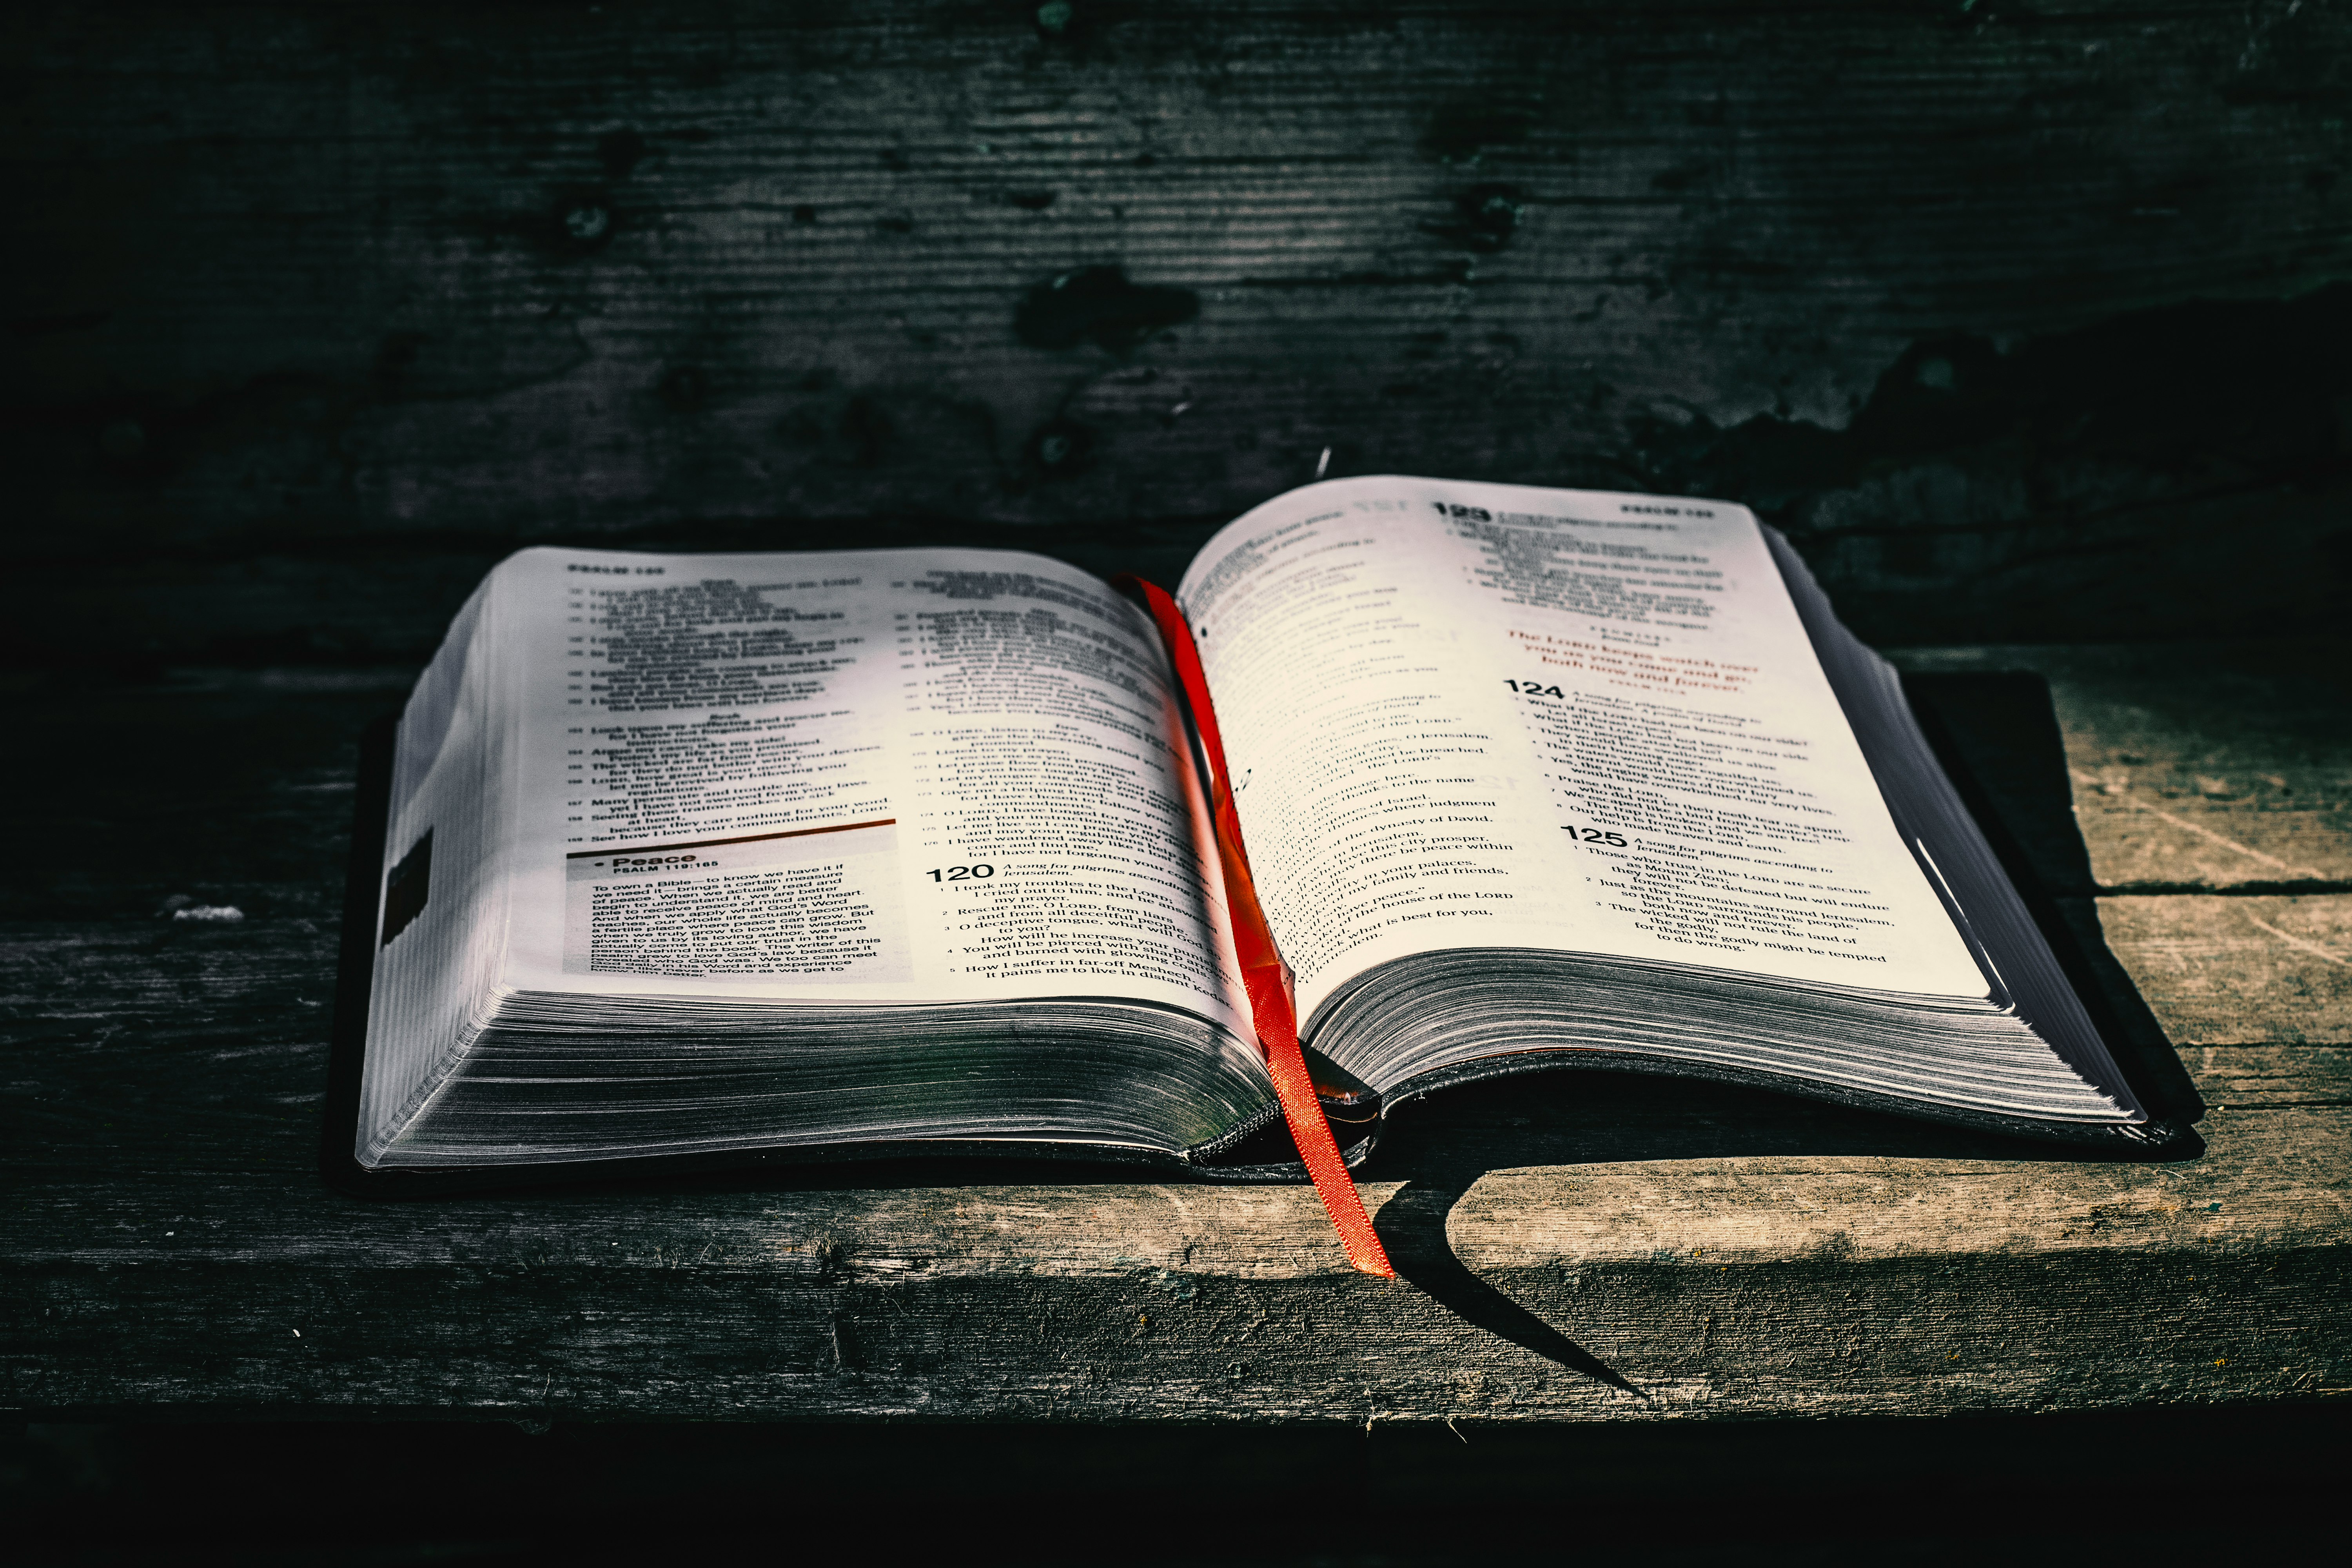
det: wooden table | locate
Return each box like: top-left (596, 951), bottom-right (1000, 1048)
top-left (5, 638), bottom-right (2345, 1422)
top-left (7, 0), bottom-right (2350, 1431)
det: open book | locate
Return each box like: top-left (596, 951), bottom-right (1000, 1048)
top-left (336, 477), bottom-right (2192, 1214)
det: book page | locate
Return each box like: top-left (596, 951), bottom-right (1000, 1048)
top-left (1176, 477), bottom-right (1989, 1020)
top-left (479, 546), bottom-right (1247, 1031)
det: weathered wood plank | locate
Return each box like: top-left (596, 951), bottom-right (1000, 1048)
top-left (7, 1123), bottom-right (2345, 1419)
top-left (7, 0), bottom-right (2349, 1425)
top-left (2096, 896), bottom-right (2352, 1044)
top-left (5, 894), bottom-right (2347, 1418)
top-left (4, 645), bottom-right (2347, 1419)
top-left (13, 1045), bottom-right (2343, 1278)
top-left (1891, 642), bottom-right (2352, 891)
top-left (9, 2), bottom-right (2352, 653)
top-left (2176, 1045), bottom-right (2352, 1107)
top-left (7, 906), bottom-right (2350, 1420)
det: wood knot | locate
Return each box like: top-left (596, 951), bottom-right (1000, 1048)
top-left (1025, 416), bottom-right (1095, 478)
top-left (1014, 265), bottom-right (1198, 354)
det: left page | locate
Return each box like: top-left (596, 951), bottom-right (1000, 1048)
top-left (471, 546), bottom-right (1248, 1032)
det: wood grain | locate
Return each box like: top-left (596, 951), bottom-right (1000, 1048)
top-left (8, 0), bottom-right (2352, 658)
top-left (2177, 1044), bottom-right (2352, 1106)
top-left (2, 648), bottom-right (2346, 1420)
top-left (7, 1051), bottom-right (2347, 1419)
top-left (5, 863), bottom-right (2347, 1415)
top-left (8, 0), bottom-right (2351, 1424)
top-left (1892, 642), bottom-right (2352, 891)
top-left (2098, 897), bottom-right (2352, 1044)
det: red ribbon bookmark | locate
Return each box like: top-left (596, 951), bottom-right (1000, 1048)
top-left (1120, 576), bottom-right (1397, 1279)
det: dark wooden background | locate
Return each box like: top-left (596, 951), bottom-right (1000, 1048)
top-left (8, 0), bottom-right (2352, 670)
top-left (8, 7), bottom-right (2351, 1553)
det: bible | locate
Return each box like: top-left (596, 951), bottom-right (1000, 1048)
top-left (330, 477), bottom-right (2196, 1266)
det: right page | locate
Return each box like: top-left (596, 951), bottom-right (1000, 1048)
top-left (1177, 477), bottom-right (1993, 1024)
